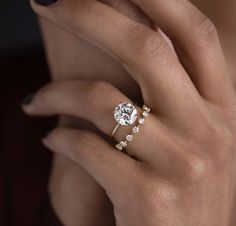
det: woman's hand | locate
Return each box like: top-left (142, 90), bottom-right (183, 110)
top-left (26, 0), bottom-right (236, 225)
top-left (36, 1), bottom-right (154, 225)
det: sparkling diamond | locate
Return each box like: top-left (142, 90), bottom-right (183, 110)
top-left (114, 102), bottom-right (138, 126)
top-left (120, 141), bottom-right (127, 148)
top-left (138, 118), bottom-right (145, 124)
top-left (143, 105), bottom-right (150, 113)
top-left (142, 111), bottom-right (149, 118)
top-left (132, 126), bottom-right (140, 133)
top-left (126, 135), bottom-right (133, 142)
top-left (115, 144), bottom-right (123, 151)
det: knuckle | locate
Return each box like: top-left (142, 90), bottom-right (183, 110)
top-left (138, 180), bottom-right (179, 213)
top-left (127, 24), bottom-right (167, 61)
top-left (146, 183), bottom-right (177, 210)
top-left (195, 15), bottom-right (218, 47)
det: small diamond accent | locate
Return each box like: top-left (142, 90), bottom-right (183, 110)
top-left (126, 135), bottom-right (133, 142)
top-left (115, 144), bottom-right (123, 151)
top-left (120, 141), bottom-right (127, 148)
top-left (114, 102), bottom-right (138, 126)
top-left (142, 111), bottom-right (149, 118)
top-left (143, 105), bottom-right (150, 113)
top-left (132, 126), bottom-right (139, 133)
top-left (138, 118), bottom-right (145, 124)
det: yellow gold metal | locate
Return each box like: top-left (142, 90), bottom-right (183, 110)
top-left (112, 124), bottom-right (120, 137)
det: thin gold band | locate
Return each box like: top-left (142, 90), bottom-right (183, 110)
top-left (112, 124), bottom-right (120, 137)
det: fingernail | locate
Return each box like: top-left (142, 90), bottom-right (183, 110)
top-left (43, 127), bottom-right (55, 138)
top-left (22, 93), bottom-right (35, 105)
top-left (34, 0), bottom-right (58, 6)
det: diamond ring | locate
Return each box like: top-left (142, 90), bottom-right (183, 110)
top-left (115, 105), bottom-right (151, 151)
top-left (112, 102), bottom-right (138, 137)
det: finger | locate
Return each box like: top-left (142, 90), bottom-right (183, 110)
top-left (43, 127), bottom-right (141, 201)
top-left (31, 0), bottom-right (200, 117)
top-left (101, 0), bottom-right (155, 29)
top-left (22, 80), bottom-right (164, 162)
top-left (129, 0), bottom-right (234, 104)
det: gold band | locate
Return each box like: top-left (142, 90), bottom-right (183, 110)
top-left (111, 124), bottom-right (120, 137)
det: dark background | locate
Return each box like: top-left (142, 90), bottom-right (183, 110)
top-left (1, 2), bottom-right (61, 226)
top-left (0, 1), bottom-right (41, 55)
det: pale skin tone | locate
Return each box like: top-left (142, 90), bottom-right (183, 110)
top-left (23, 0), bottom-right (236, 225)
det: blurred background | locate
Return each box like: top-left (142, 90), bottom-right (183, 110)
top-left (0, 2), bottom-right (60, 226)
top-left (0, 1), bottom-right (41, 55)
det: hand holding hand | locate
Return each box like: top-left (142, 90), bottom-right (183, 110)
top-left (24, 0), bottom-right (236, 225)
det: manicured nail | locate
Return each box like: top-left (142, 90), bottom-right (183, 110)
top-left (22, 93), bottom-right (35, 105)
top-left (34, 0), bottom-right (58, 6)
top-left (43, 127), bottom-right (55, 138)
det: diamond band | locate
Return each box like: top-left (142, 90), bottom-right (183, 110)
top-left (115, 105), bottom-right (150, 151)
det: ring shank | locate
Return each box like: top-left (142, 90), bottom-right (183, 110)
top-left (112, 124), bottom-right (120, 137)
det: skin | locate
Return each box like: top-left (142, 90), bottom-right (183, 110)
top-left (36, 1), bottom-right (236, 225)
top-left (37, 2), bottom-right (153, 226)
top-left (23, 0), bottom-right (236, 225)
top-left (36, 2), bottom-right (236, 225)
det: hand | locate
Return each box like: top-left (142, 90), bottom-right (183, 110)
top-left (24, 0), bottom-right (236, 225)
top-left (36, 1), bottom-right (154, 225)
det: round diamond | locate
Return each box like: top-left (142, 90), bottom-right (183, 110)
top-left (138, 118), bottom-right (145, 125)
top-left (126, 135), bottom-right (133, 142)
top-left (114, 102), bottom-right (138, 126)
top-left (142, 111), bottom-right (149, 118)
top-left (132, 126), bottom-right (139, 133)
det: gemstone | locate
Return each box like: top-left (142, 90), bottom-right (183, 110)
top-left (138, 118), bottom-right (145, 124)
top-left (132, 126), bottom-right (140, 133)
top-left (114, 102), bottom-right (138, 126)
top-left (142, 111), bottom-right (149, 118)
top-left (115, 144), bottom-right (123, 151)
top-left (126, 134), bottom-right (133, 142)
top-left (120, 141), bottom-right (127, 148)
top-left (143, 105), bottom-right (150, 113)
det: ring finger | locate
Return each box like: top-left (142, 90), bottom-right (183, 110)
top-left (22, 80), bottom-right (168, 163)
